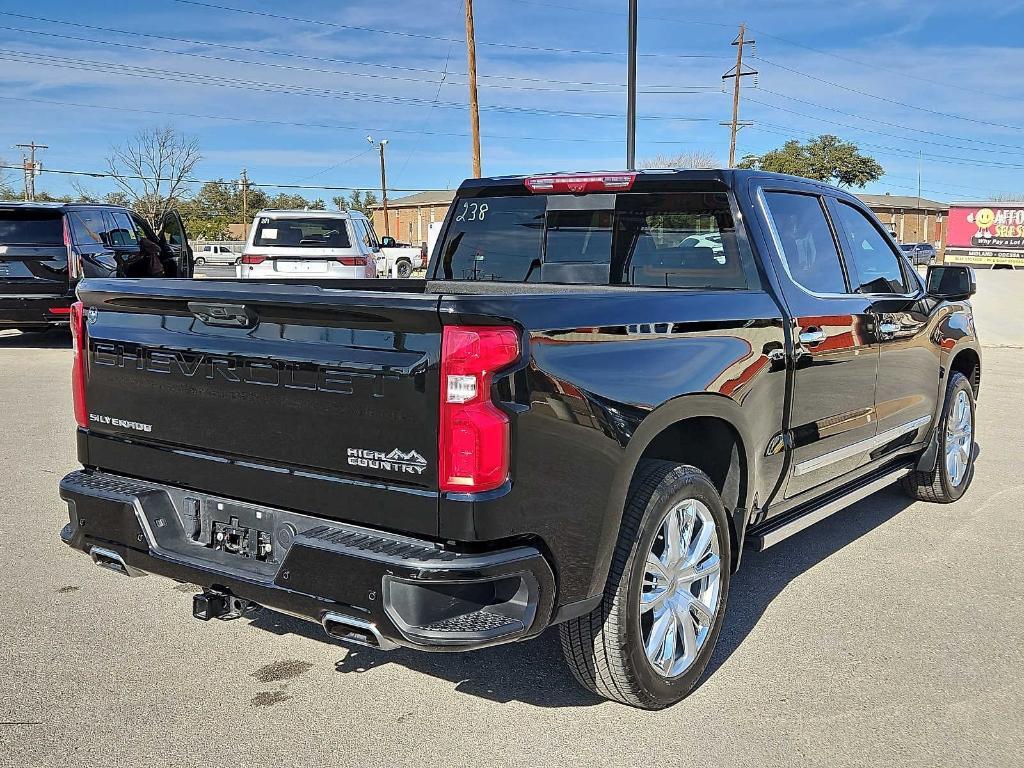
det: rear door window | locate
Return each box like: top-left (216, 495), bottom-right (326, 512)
top-left (762, 191), bottom-right (848, 295)
top-left (108, 211), bottom-right (139, 248)
top-left (254, 217), bottom-right (352, 249)
top-left (70, 210), bottom-right (113, 247)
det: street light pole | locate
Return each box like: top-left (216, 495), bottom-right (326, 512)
top-left (626, 0), bottom-right (637, 170)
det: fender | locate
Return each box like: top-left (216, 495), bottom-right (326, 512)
top-left (916, 302), bottom-right (981, 473)
top-left (583, 392), bottom-right (761, 600)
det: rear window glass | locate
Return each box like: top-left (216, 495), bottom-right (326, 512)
top-left (0, 211), bottom-right (63, 245)
top-left (435, 191), bottom-right (755, 289)
top-left (254, 217), bottom-right (351, 248)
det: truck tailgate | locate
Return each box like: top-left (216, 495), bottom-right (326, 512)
top-left (77, 279), bottom-right (443, 529)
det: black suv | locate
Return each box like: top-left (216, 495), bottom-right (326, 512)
top-left (0, 203), bottom-right (191, 332)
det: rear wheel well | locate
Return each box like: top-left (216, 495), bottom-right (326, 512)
top-left (636, 417), bottom-right (746, 563)
top-left (950, 348), bottom-right (981, 396)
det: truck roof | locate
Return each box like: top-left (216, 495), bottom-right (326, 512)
top-left (456, 168), bottom-right (838, 195)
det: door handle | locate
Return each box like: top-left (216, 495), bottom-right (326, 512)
top-left (878, 321), bottom-right (900, 337)
top-left (798, 328), bottom-right (827, 345)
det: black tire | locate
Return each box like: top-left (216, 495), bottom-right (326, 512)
top-left (559, 460), bottom-right (732, 709)
top-left (901, 371), bottom-right (976, 503)
top-left (194, 257), bottom-right (206, 267)
top-left (396, 259), bottom-right (413, 279)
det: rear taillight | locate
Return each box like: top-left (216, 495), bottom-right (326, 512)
top-left (48, 307), bottom-right (71, 316)
top-left (70, 301), bottom-right (88, 429)
top-left (63, 216), bottom-right (82, 280)
top-left (337, 255), bottom-right (376, 277)
top-left (439, 325), bottom-right (520, 493)
top-left (420, 243), bottom-right (428, 269)
top-left (525, 172), bottom-right (637, 194)
top-left (241, 254), bottom-right (267, 265)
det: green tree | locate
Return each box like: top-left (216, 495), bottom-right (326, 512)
top-left (738, 135), bottom-right (883, 188)
top-left (341, 189), bottom-right (378, 217)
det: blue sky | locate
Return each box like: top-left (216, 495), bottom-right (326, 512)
top-left (1, 0), bottom-right (1023, 203)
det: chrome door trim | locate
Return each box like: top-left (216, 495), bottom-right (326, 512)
top-left (792, 414), bottom-right (932, 477)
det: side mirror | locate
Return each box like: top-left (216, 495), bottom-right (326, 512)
top-left (380, 236), bottom-right (396, 248)
top-left (926, 264), bottom-right (976, 300)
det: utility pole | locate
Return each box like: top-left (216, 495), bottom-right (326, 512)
top-left (240, 168), bottom-right (249, 225)
top-left (15, 141), bottom-right (47, 201)
top-left (368, 137), bottom-right (390, 237)
top-left (626, 0), bottom-right (637, 170)
top-left (721, 24), bottom-right (757, 167)
top-left (464, 0), bottom-right (482, 178)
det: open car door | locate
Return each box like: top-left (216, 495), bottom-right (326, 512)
top-left (157, 209), bottom-right (193, 278)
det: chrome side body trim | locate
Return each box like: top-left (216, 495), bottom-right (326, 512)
top-left (793, 415), bottom-right (931, 477)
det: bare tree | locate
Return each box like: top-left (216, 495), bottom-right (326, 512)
top-left (106, 126), bottom-right (201, 226)
top-left (639, 150), bottom-right (720, 170)
top-left (0, 157), bottom-right (17, 200)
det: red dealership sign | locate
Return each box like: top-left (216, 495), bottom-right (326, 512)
top-left (947, 204), bottom-right (1024, 249)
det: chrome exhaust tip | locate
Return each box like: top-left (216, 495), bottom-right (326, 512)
top-left (322, 612), bottom-right (396, 651)
top-left (89, 546), bottom-right (146, 577)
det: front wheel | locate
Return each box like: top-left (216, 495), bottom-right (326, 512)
top-left (901, 371), bottom-right (976, 502)
top-left (560, 460), bottom-right (731, 709)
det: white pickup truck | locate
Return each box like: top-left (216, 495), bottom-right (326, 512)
top-left (375, 236), bottom-right (427, 278)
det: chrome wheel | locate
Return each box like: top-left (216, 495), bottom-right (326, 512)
top-left (640, 498), bottom-right (722, 678)
top-left (945, 389), bottom-right (973, 487)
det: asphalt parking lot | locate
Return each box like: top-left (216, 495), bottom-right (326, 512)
top-left (1, 275), bottom-right (1022, 767)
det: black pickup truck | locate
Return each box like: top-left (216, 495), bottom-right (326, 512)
top-left (59, 170), bottom-right (981, 709)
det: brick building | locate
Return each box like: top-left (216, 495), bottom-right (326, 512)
top-left (856, 193), bottom-right (948, 247)
top-left (371, 189), bottom-right (456, 245)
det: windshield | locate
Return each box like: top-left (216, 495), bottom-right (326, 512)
top-left (0, 210), bottom-right (64, 245)
top-left (899, 244), bottom-right (915, 252)
top-left (253, 217), bottom-right (351, 248)
top-left (435, 191), bottom-right (757, 289)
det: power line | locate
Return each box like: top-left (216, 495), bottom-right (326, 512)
top-left (750, 123), bottom-right (1024, 172)
top-left (0, 162), bottom-right (448, 193)
top-left (755, 119), bottom-right (1024, 160)
top-left (745, 26), bottom-right (985, 98)
top-left (0, 10), bottom-right (715, 90)
top-left (0, 20), bottom-right (718, 94)
top-left (496, 1), bottom-right (1005, 99)
top-left (510, 0), bottom-right (737, 28)
top-left (753, 55), bottom-right (1024, 133)
top-left (172, 0), bottom-right (731, 59)
top-left (0, 93), bottom-right (703, 146)
top-left (0, 49), bottom-right (715, 121)
top-left (750, 90), bottom-right (1024, 151)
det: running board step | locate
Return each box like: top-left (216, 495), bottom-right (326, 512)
top-left (750, 463), bottom-right (914, 551)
